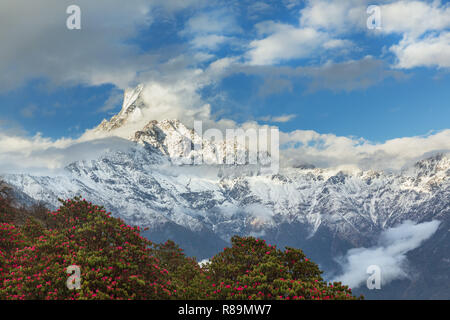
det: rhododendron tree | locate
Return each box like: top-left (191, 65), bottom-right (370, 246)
top-left (0, 197), bottom-right (173, 300)
top-left (152, 240), bottom-right (207, 299)
top-left (0, 194), bottom-right (361, 300)
top-left (200, 236), bottom-right (361, 300)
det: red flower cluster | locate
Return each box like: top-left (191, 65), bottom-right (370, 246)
top-left (199, 236), bottom-right (360, 300)
top-left (0, 197), bottom-right (173, 300)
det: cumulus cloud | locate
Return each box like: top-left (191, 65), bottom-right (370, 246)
top-left (379, 0), bottom-right (450, 37)
top-left (198, 258), bottom-right (210, 267)
top-left (246, 22), bottom-right (349, 65)
top-left (280, 128), bottom-right (450, 171)
top-left (2, 0), bottom-right (447, 95)
top-left (244, 0), bottom-right (450, 69)
top-left (247, 24), bottom-right (326, 65)
top-left (379, 0), bottom-right (450, 69)
top-left (333, 220), bottom-right (441, 288)
top-left (299, 0), bottom-right (368, 34)
top-left (244, 0), bottom-right (369, 66)
top-left (0, 57), bottom-right (245, 174)
top-left (299, 0), bottom-right (450, 38)
top-left (391, 32), bottom-right (450, 69)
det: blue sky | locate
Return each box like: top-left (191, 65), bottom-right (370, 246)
top-left (0, 0), bottom-right (449, 172)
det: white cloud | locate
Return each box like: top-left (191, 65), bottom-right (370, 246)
top-left (257, 76), bottom-right (294, 96)
top-left (191, 34), bottom-right (231, 50)
top-left (183, 9), bottom-right (239, 35)
top-left (99, 90), bottom-right (124, 113)
top-left (299, 0), bottom-right (367, 34)
top-left (295, 0), bottom-right (450, 69)
top-left (391, 32), bottom-right (450, 69)
top-left (0, 132), bottom-right (71, 173)
top-left (230, 56), bottom-right (405, 94)
top-left (244, 0), bottom-right (368, 66)
top-left (198, 258), bottom-right (210, 267)
top-left (81, 57), bottom-right (243, 142)
top-left (378, 0), bottom-right (450, 69)
top-left (380, 0), bottom-right (450, 37)
top-left (280, 129), bottom-right (450, 171)
top-left (322, 39), bottom-right (354, 50)
top-left (181, 8), bottom-right (241, 51)
top-left (333, 220), bottom-right (441, 288)
top-left (0, 131), bottom-right (135, 175)
top-left (246, 1), bottom-right (273, 20)
top-left (298, 0), bottom-right (450, 38)
top-left (246, 24), bottom-right (330, 65)
top-left (283, 0), bottom-right (302, 10)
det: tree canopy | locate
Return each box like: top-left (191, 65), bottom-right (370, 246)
top-left (0, 195), bottom-right (360, 300)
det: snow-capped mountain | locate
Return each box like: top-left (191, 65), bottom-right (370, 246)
top-left (96, 84), bottom-right (147, 133)
top-left (94, 85), bottom-right (272, 167)
top-left (5, 144), bottom-right (449, 242)
top-left (2, 85), bottom-right (449, 298)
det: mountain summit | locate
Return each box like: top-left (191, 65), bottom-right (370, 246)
top-left (97, 84), bottom-right (146, 133)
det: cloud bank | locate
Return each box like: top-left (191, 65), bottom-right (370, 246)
top-left (0, 133), bottom-right (135, 175)
top-left (280, 128), bottom-right (450, 171)
top-left (333, 220), bottom-right (441, 288)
